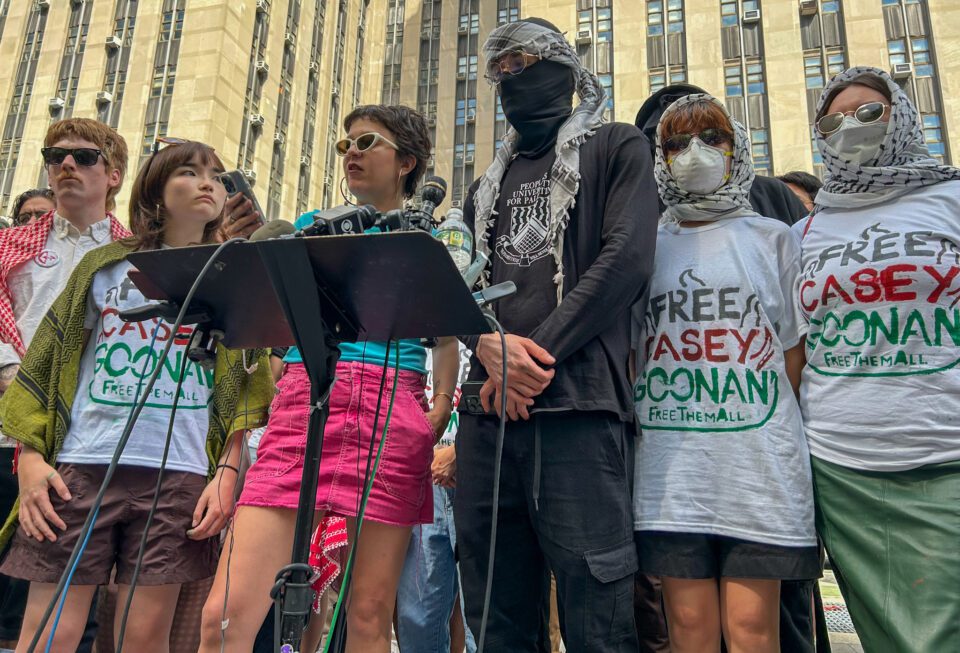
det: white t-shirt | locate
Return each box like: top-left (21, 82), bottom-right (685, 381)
top-left (797, 180), bottom-right (960, 471)
top-left (425, 343), bottom-right (472, 448)
top-left (58, 260), bottom-right (212, 475)
top-left (633, 216), bottom-right (815, 547)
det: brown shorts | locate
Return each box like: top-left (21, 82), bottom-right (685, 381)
top-left (0, 463), bottom-right (218, 586)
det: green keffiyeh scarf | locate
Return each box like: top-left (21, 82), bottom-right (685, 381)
top-left (0, 241), bottom-right (274, 549)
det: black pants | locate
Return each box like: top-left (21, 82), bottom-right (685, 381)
top-left (455, 411), bottom-right (639, 652)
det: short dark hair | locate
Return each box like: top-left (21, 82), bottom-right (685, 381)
top-left (11, 188), bottom-right (55, 225)
top-left (816, 72), bottom-right (892, 123)
top-left (343, 105), bottom-right (432, 198)
top-left (777, 171), bottom-right (822, 196)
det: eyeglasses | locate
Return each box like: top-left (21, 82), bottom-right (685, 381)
top-left (15, 210), bottom-right (48, 226)
top-left (816, 102), bottom-right (888, 135)
top-left (484, 50), bottom-right (541, 84)
top-left (662, 128), bottom-right (734, 155)
top-left (41, 147), bottom-right (104, 167)
top-left (334, 132), bottom-right (399, 156)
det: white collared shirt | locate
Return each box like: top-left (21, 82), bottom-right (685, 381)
top-left (0, 213), bottom-right (112, 368)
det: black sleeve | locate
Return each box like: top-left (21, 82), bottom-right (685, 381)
top-left (749, 175), bottom-right (808, 225)
top-left (458, 179), bottom-right (483, 353)
top-left (527, 126), bottom-right (659, 365)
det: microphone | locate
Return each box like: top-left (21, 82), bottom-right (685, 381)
top-left (249, 219), bottom-right (296, 241)
top-left (297, 205), bottom-right (379, 237)
top-left (419, 176), bottom-right (447, 221)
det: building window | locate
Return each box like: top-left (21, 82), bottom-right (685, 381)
top-left (297, 0), bottom-right (326, 214)
top-left (720, 0), bottom-right (773, 175)
top-left (52, 0), bottom-right (94, 122)
top-left (418, 0), bottom-right (442, 176)
top-left (579, 1), bottom-right (616, 120)
top-left (381, 0), bottom-right (404, 105)
top-left (646, 1), bottom-right (684, 99)
top-left (453, 0), bottom-right (478, 204)
top-left (497, 0), bottom-right (519, 26)
top-left (238, 0), bottom-right (271, 175)
top-left (324, 0), bottom-right (349, 207)
top-left (882, 0), bottom-right (950, 163)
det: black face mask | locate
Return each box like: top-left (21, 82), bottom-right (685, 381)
top-left (499, 59), bottom-right (575, 157)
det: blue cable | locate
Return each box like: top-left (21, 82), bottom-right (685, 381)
top-left (42, 322), bottom-right (162, 651)
top-left (44, 503), bottom-right (99, 653)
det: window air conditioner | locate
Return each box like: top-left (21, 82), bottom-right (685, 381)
top-left (457, 25), bottom-right (468, 34)
top-left (242, 169), bottom-right (258, 183)
top-left (465, 154), bottom-right (475, 164)
top-left (309, 61), bottom-right (319, 72)
top-left (451, 200), bottom-right (462, 209)
top-left (742, 9), bottom-right (761, 23)
top-left (96, 91), bottom-right (114, 105)
top-left (891, 62), bottom-right (913, 79)
top-left (105, 35), bottom-right (122, 50)
top-left (249, 113), bottom-right (265, 128)
top-left (427, 117), bottom-right (436, 127)
top-left (300, 155), bottom-right (310, 166)
top-left (37, 0), bottom-right (51, 10)
top-left (255, 60), bottom-right (270, 75)
top-left (466, 112), bottom-right (476, 124)
top-left (255, 0), bottom-right (268, 14)
top-left (274, 132), bottom-right (285, 145)
top-left (48, 97), bottom-right (65, 111)
top-left (285, 32), bottom-right (296, 47)
top-left (799, 0), bottom-right (817, 16)
top-left (576, 29), bottom-right (592, 44)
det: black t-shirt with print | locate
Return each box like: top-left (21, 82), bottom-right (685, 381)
top-left (490, 149), bottom-right (558, 338)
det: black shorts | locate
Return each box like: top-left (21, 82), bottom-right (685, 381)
top-left (636, 531), bottom-right (821, 581)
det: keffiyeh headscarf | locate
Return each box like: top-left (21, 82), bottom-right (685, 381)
top-left (472, 20), bottom-right (607, 304)
top-left (655, 94), bottom-right (757, 224)
top-left (814, 66), bottom-right (960, 213)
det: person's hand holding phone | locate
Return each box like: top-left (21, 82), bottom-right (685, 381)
top-left (219, 192), bottom-right (262, 241)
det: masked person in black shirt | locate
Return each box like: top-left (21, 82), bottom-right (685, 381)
top-left (455, 18), bottom-right (658, 652)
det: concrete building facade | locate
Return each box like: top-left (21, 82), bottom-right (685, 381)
top-left (0, 0), bottom-right (383, 221)
top-left (377, 0), bottom-right (959, 206)
top-left (0, 1), bottom-right (955, 218)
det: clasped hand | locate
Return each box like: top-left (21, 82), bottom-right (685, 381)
top-left (476, 333), bottom-right (555, 420)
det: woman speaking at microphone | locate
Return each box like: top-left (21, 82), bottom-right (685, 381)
top-left (200, 105), bottom-right (460, 653)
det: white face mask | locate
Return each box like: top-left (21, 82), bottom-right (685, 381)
top-left (824, 116), bottom-right (889, 166)
top-left (669, 137), bottom-right (730, 196)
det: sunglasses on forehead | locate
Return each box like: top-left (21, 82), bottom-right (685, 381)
top-left (41, 147), bottom-right (105, 167)
top-left (816, 101), bottom-right (888, 136)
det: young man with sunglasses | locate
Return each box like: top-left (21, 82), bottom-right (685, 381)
top-left (455, 19), bottom-right (658, 652)
top-left (0, 119), bottom-right (128, 648)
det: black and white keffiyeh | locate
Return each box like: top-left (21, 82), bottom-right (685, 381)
top-left (472, 21), bottom-right (607, 304)
top-left (655, 94), bottom-right (757, 223)
top-left (814, 66), bottom-right (960, 213)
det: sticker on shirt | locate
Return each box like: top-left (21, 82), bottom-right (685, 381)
top-left (34, 249), bottom-right (61, 268)
top-left (496, 171), bottom-right (551, 267)
top-left (800, 223), bottom-right (960, 377)
top-left (88, 275), bottom-right (213, 409)
top-left (635, 269), bottom-right (780, 432)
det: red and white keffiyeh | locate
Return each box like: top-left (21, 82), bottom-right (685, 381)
top-left (309, 514), bottom-right (349, 612)
top-left (0, 210), bottom-right (130, 357)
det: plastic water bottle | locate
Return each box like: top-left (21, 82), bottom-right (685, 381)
top-left (435, 208), bottom-right (473, 274)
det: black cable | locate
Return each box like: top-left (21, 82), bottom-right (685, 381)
top-left (114, 342), bottom-right (192, 651)
top-left (26, 237), bottom-right (245, 653)
top-left (477, 315), bottom-right (508, 653)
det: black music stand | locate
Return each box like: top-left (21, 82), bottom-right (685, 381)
top-left (127, 231), bottom-right (490, 652)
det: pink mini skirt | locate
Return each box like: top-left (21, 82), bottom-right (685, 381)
top-left (238, 362), bottom-right (435, 526)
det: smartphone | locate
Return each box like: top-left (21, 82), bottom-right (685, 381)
top-left (460, 380), bottom-right (496, 416)
top-left (219, 170), bottom-right (266, 225)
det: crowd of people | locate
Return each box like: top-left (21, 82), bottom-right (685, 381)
top-left (0, 15), bottom-right (956, 653)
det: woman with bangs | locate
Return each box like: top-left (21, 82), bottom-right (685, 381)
top-left (631, 94), bottom-right (819, 652)
top-left (0, 141), bottom-right (272, 652)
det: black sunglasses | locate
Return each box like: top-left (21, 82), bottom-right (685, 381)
top-left (816, 102), bottom-right (888, 136)
top-left (15, 210), bottom-right (48, 226)
top-left (662, 128), bottom-right (734, 154)
top-left (41, 147), bottom-right (104, 167)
